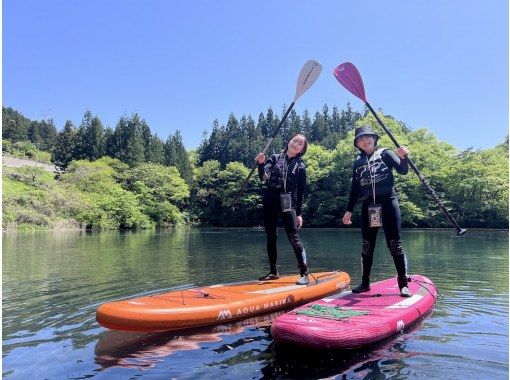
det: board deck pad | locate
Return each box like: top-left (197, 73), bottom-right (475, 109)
top-left (271, 274), bottom-right (437, 349)
top-left (97, 271), bottom-right (350, 332)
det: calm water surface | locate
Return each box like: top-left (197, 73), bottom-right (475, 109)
top-left (2, 228), bottom-right (508, 379)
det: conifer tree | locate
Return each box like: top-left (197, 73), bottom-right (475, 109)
top-left (266, 107), bottom-right (282, 153)
top-left (52, 120), bottom-right (77, 168)
top-left (146, 134), bottom-right (165, 165)
top-left (172, 130), bottom-right (193, 185)
top-left (73, 111), bottom-right (105, 160)
top-left (164, 132), bottom-right (178, 167)
top-left (2, 106), bottom-right (30, 142)
top-left (110, 114), bottom-right (145, 166)
top-left (140, 121), bottom-right (153, 161)
top-left (341, 102), bottom-right (361, 135)
top-left (286, 109), bottom-right (302, 142)
top-left (103, 127), bottom-right (115, 158)
top-left (256, 112), bottom-right (266, 136)
top-left (309, 111), bottom-right (324, 143)
top-left (198, 120), bottom-right (226, 166)
top-left (301, 110), bottom-right (312, 140)
top-left (27, 121), bottom-right (43, 148)
top-left (243, 115), bottom-right (262, 167)
top-left (196, 130), bottom-right (209, 162)
top-left (26, 118), bottom-right (58, 151)
top-left (88, 115), bottom-right (105, 160)
top-left (225, 113), bottom-right (242, 165)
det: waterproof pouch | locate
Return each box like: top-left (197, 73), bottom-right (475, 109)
top-left (280, 192), bottom-right (292, 213)
top-left (368, 204), bottom-right (382, 227)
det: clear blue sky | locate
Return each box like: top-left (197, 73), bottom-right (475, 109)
top-left (3, 1), bottom-right (508, 150)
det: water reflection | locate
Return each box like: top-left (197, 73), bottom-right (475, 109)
top-left (94, 310), bottom-right (286, 371)
top-left (3, 229), bottom-right (508, 379)
top-left (264, 318), bottom-right (428, 379)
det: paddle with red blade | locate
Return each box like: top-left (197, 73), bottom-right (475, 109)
top-left (333, 62), bottom-right (466, 236)
top-left (231, 60), bottom-right (323, 209)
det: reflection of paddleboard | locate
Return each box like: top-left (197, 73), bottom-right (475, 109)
top-left (271, 275), bottom-right (437, 349)
top-left (95, 309), bottom-right (287, 370)
top-left (97, 271), bottom-right (350, 332)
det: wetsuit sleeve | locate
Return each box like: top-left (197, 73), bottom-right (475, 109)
top-left (384, 149), bottom-right (409, 175)
top-left (295, 164), bottom-right (306, 216)
top-left (346, 165), bottom-right (359, 212)
top-left (258, 154), bottom-right (275, 181)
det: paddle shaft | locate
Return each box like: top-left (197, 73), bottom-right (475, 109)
top-left (231, 102), bottom-right (296, 209)
top-left (365, 102), bottom-right (466, 236)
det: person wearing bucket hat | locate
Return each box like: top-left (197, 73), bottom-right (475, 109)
top-left (342, 125), bottom-right (412, 297)
top-left (256, 134), bottom-right (310, 286)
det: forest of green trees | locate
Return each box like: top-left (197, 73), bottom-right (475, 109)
top-left (2, 105), bottom-right (508, 230)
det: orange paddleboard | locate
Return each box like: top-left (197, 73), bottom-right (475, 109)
top-left (96, 271), bottom-right (350, 332)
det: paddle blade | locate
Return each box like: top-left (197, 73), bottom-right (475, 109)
top-left (293, 60), bottom-right (322, 102)
top-left (333, 62), bottom-right (367, 103)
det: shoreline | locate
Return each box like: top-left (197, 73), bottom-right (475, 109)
top-left (2, 226), bottom-right (508, 233)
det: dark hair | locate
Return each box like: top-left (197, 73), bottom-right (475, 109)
top-left (283, 134), bottom-right (308, 156)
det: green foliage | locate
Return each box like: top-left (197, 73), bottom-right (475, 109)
top-left (123, 163), bottom-right (189, 226)
top-left (107, 114), bottom-right (146, 166)
top-left (190, 160), bottom-right (260, 226)
top-left (79, 189), bottom-right (153, 229)
top-left (446, 144), bottom-right (509, 227)
top-left (74, 111), bottom-right (106, 161)
top-left (146, 134), bottom-right (166, 165)
top-left (2, 170), bottom-right (87, 230)
top-left (303, 144), bottom-right (339, 226)
top-left (27, 119), bottom-right (58, 151)
top-left (165, 131), bottom-right (193, 185)
top-left (3, 176), bottom-right (32, 197)
top-left (198, 109), bottom-right (283, 169)
top-left (2, 105), bottom-right (507, 230)
top-left (4, 166), bottom-right (54, 188)
top-left (124, 163), bottom-right (189, 206)
top-left (56, 158), bottom-right (151, 229)
top-left (3, 140), bottom-right (52, 163)
top-left (218, 162), bottom-right (261, 226)
top-left (196, 104), bottom-right (361, 169)
top-left (52, 120), bottom-right (77, 168)
top-left (190, 160), bottom-right (222, 225)
top-left (2, 106), bottom-right (31, 142)
top-left (61, 159), bottom-right (119, 193)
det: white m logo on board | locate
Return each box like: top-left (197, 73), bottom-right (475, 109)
top-left (396, 320), bottom-right (405, 332)
top-left (217, 309), bottom-right (232, 320)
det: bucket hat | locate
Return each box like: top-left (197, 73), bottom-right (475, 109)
top-left (354, 126), bottom-right (379, 147)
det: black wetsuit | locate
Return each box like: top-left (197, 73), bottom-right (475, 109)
top-left (346, 148), bottom-right (410, 287)
top-left (258, 153), bottom-right (308, 275)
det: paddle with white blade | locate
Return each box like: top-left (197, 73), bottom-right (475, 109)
top-left (333, 62), bottom-right (466, 236)
top-left (231, 60), bottom-right (323, 209)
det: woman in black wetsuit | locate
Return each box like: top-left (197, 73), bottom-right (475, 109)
top-left (342, 126), bottom-right (411, 297)
top-left (256, 134), bottom-right (309, 285)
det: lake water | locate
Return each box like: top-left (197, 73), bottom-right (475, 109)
top-left (2, 228), bottom-right (508, 379)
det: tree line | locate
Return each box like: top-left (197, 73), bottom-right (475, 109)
top-left (3, 104), bottom-right (362, 173)
top-left (2, 107), bottom-right (194, 185)
top-left (2, 105), bottom-right (508, 230)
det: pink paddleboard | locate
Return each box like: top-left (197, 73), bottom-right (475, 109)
top-left (271, 274), bottom-right (437, 349)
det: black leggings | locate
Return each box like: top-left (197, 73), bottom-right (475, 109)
top-left (361, 195), bottom-right (403, 255)
top-left (263, 191), bottom-right (307, 274)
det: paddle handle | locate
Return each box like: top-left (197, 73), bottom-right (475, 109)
top-left (231, 102), bottom-right (296, 209)
top-left (365, 102), bottom-right (466, 236)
